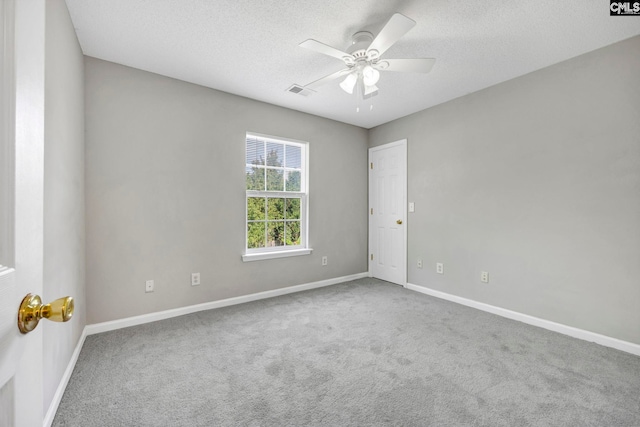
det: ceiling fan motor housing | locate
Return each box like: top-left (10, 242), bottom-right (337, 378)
top-left (346, 31), bottom-right (379, 65)
top-left (348, 31), bottom-right (373, 52)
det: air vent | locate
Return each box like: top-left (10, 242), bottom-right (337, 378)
top-left (288, 85), bottom-right (304, 94)
top-left (287, 85), bottom-right (314, 97)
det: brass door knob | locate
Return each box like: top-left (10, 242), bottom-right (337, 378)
top-left (396, 219), bottom-right (403, 224)
top-left (17, 294), bottom-right (74, 334)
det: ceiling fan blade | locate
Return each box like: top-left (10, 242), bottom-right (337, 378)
top-left (367, 13), bottom-right (416, 57)
top-left (300, 39), bottom-right (354, 62)
top-left (375, 58), bottom-right (436, 73)
top-left (304, 68), bottom-right (352, 90)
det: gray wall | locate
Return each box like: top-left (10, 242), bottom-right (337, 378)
top-left (43, 0), bottom-right (86, 414)
top-left (84, 57), bottom-right (368, 324)
top-left (369, 36), bottom-right (640, 344)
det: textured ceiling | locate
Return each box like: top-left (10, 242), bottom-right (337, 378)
top-left (65, 0), bottom-right (640, 129)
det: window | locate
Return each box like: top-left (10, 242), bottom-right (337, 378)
top-left (243, 133), bottom-right (311, 261)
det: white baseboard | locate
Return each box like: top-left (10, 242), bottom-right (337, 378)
top-left (43, 327), bottom-right (88, 427)
top-left (86, 272), bottom-right (369, 335)
top-left (405, 283), bottom-right (640, 357)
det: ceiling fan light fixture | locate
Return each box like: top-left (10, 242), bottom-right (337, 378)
top-left (364, 84), bottom-right (378, 96)
top-left (339, 72), bottom-right (358, 94)
top-left (362, 65), bottom-right (380, 86)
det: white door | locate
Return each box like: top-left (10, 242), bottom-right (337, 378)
top-left (369, 140), bottom-right (407, 286)
top-left (0, 0), bottom-right (46, 426)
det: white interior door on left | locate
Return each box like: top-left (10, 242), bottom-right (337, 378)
top-left (0, 0), bottom-right (46, 426)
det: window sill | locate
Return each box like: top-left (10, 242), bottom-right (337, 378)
top-left (242, 248), bottom-right (313, 262)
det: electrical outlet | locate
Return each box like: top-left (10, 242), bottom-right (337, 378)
top-left (436, 263), bottom-right (444, 274)
top-left (145, 280), bottom-right (154, 293)
top-left (191, 272), bottom-right (201, 286)
top-left (322, 256), bottom-right (328, 266)
top-left (481, 271), bottom-right (489, 283)
top-left (417, 259), bottom-right (423, 269)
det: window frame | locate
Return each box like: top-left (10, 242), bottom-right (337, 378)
top-left (242, 133), bottom-right (311, 262)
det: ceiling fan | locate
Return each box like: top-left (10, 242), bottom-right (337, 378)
top-left (299, 13), bottom-right (435, 99)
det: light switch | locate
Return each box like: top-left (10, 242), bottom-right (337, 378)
top-left (409, 202), bottom-right (415, 212)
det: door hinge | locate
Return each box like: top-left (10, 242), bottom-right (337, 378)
top-left (370, 162), bottom-right (373, 169)
top-left (370, 254), bottom-right (373, 261)
top-left (370, 208), bottom-right (373, 215)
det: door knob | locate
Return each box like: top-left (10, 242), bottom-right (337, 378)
top-left (396, 219), bottom-right (403, 224)
top-left (17, 294), bottom-right (74, 334)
